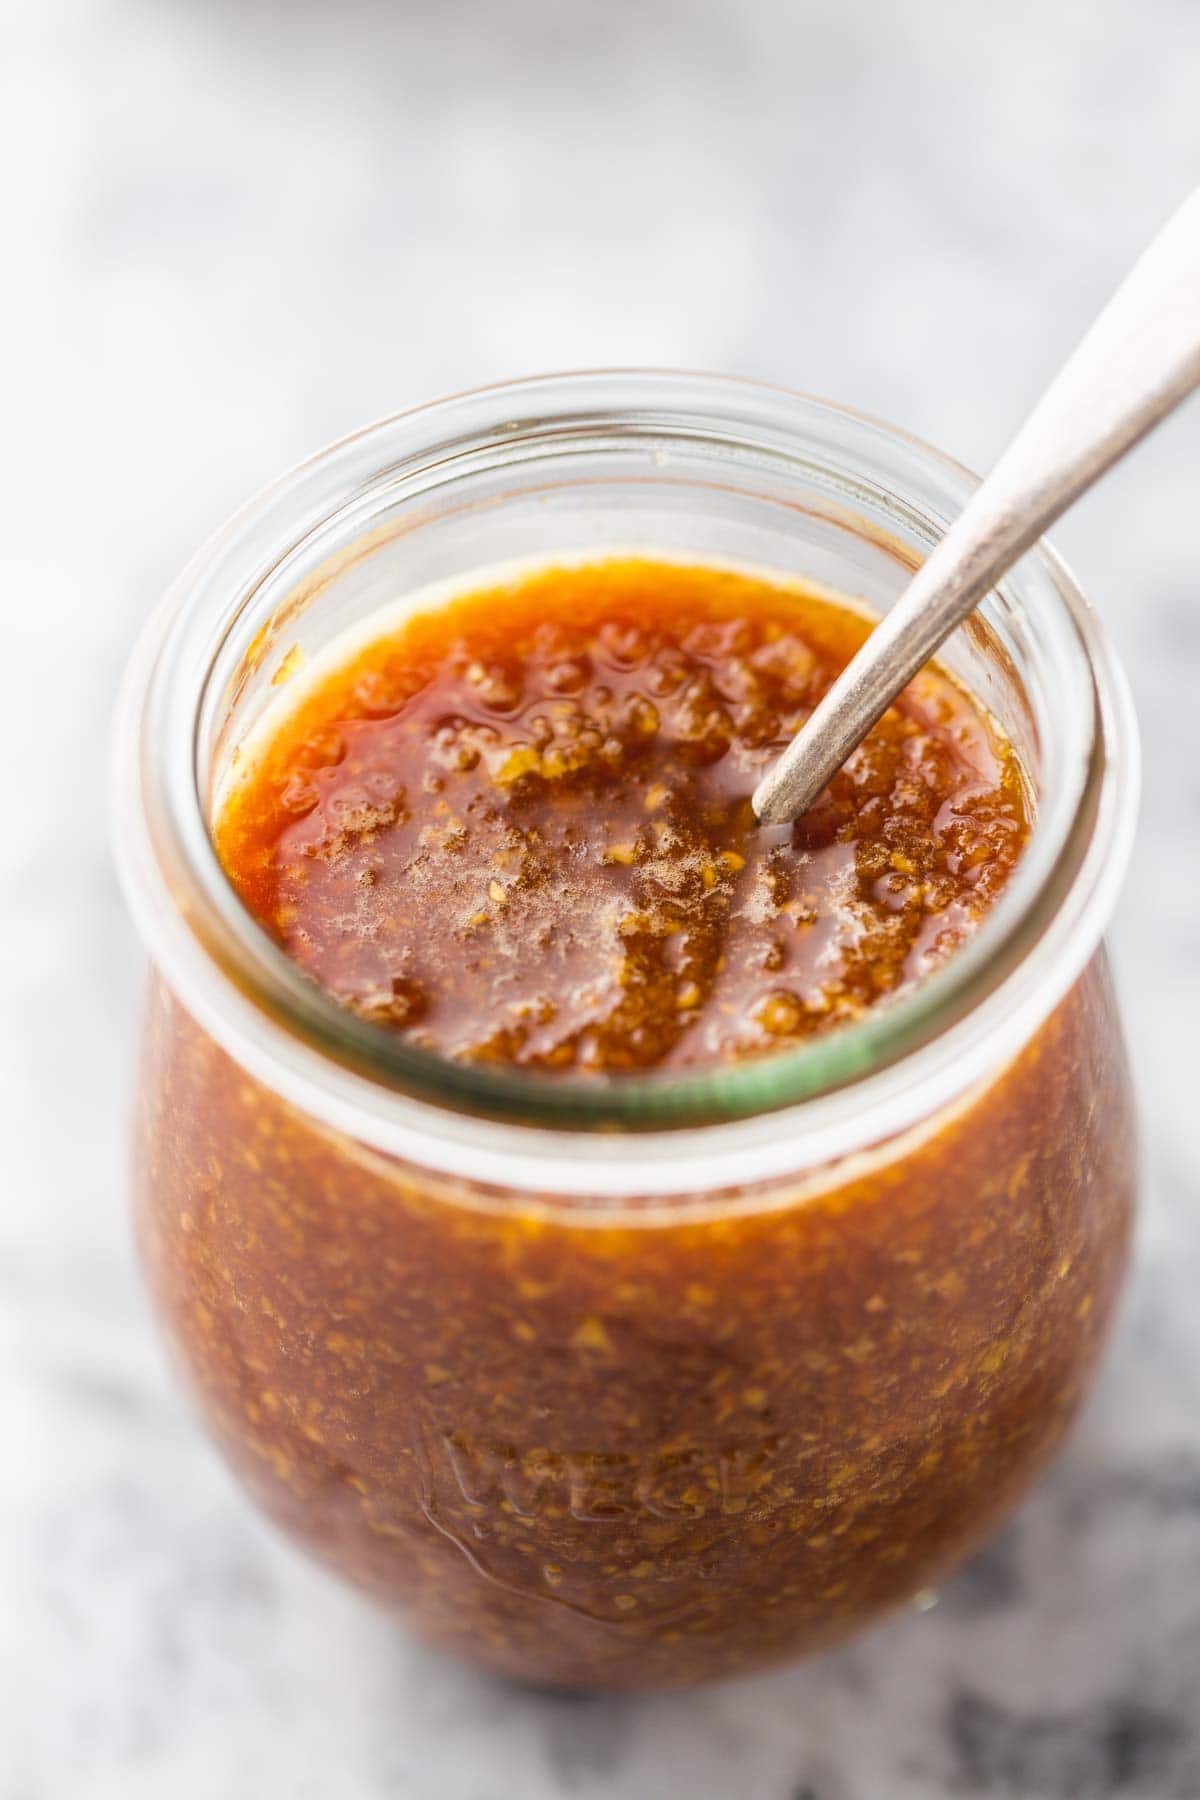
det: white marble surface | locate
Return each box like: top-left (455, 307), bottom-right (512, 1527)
top-left (6, 2), bottom-right (1200, 1794)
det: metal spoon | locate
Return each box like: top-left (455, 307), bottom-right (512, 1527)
top-left (752, 186), bottom-right (1200, 826)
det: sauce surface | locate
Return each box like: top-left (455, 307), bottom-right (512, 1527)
top-left (217, 559), bottom-right (1029, 1071)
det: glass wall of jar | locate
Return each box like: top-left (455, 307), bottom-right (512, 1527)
top-left (114, 374), bottom-right (1139, 1688)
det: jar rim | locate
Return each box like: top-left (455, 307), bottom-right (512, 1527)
top-left (112, 370), bottom-right (1138, 1200)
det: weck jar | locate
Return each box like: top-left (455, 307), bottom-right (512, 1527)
top-left (113, 373), bottom-right (1139, 1688)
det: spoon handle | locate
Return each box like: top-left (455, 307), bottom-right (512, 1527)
top-left (753, 186), bottom-right (1200, 826)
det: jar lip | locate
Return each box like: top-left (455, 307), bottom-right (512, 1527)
top-left (112, 370), bottom-right (1139, 1200)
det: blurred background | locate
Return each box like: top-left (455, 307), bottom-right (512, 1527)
top-left (5, 2), bottom-right (1200, 1796)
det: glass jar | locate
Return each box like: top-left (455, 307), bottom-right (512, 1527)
top-left (113, 373), bottom-right (1138, 1689)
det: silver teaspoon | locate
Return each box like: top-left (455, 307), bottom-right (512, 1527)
top-left (752, 186), bottom-right (1200, 826)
